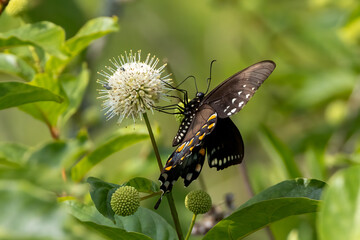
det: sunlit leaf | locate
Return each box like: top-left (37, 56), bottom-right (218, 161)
top-left (0, 53), bottom-right (35, 81)
top-left (0, 21), bottom-right (67, 59)
top-left (318, 165), bottom-right (360, 240)
top-left (60, 63), bottom-right (90, 125)
top-left (0, 81), bottom-right (63, 110)
top-left (67, 201), bottom-right (177, 240)
top-left (204, 178), bottom-right (326, 240)
top-left (19, 73), bottom-right (68, 126)
top-left (71, 125), bottom-right (149, 181)
top-left (66, 16), bottom-right (119, 55)
top-left (45, 16), bottom-right (119, 75)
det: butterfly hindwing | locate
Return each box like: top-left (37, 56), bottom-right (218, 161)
top-left (180, 144), bottom-right (206, 187)
top-left (155, 105), bottom-right (217, 209)
top-left (203, 60), bottom-right (276, 118)
top-left (205, 117), bottom-right (244, 170)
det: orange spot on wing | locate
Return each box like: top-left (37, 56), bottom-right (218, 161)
top-left (196, 131), bottom-right (200, 136)
top-left (208, 123), bottom-right (215, 129)
top-left (199, 148), bottom-right (205, 156)
top-left (207, 113), bottom-right (217, 121)
top-left (190, 146), bottom-right (194, 152)
top-left (202, 124), bottom-right (208, 129)
top-left (199, 133), bottom-right (206, 140)
top-left (176, 142), bottom-right (186, 152)
top-left (165, 166), bottom-right (172, 171)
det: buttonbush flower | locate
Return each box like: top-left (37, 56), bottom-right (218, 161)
top-left (185, 190), bottom-right (212, 215)
top-left (98, 50), bottom-right (171, 123)
top-left (111, 186), bottom-right (140, 216)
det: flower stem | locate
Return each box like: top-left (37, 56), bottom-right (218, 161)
top-left (142, 113), bottom-right (184, 240)
top-left (142, 113), bottom-right (163, 170)
top-left (185, 214), bottom-right (197, 240)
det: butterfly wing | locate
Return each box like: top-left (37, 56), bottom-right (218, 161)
top-left (205, 117), bottom-right (244, 170)
top-left (203, 60), bottom-right (276, 118)
top-left (180, 143), bottom-right (206, 187)
top-left (155, 105), bottom-right (217, 209)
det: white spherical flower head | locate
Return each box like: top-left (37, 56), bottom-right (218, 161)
top-left (98, 50), bottom-right (171, 123)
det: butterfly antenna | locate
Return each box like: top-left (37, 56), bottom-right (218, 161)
top-left (205, 60), bottom-right (216, 94)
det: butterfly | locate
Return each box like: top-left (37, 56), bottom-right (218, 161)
top-left (154, 60), bottom-right (276, 209)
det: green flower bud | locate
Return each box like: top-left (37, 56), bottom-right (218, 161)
top-left (110, 186), bottom-right (140, 216)
top-left (6, 0), bottom-right (29, 16)
top-left (185, 190), bottom-right (212, 215)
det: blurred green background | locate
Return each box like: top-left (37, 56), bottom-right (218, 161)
top-left (0, 0), bottom-right (360, 239)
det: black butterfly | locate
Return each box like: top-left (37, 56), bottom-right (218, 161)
top-left (154, 60), bottom-right (276, 209)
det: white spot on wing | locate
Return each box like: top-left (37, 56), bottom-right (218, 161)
top-left (246, 94), bottom-right (250, 98)
top-left (232, 98), bottom-right (237, 104)
top-left (243, 84), bottom-right (246, 87)
top-left (186, 173), bottom-right (193, 181)
top-left (238, 101), bottom-right (244, 107)
top-left (238, 91), bottom-right (242, 96)
top-left (162, 173), bottom-right (168, 181)
top-left (227, 112), bottom-right (232, 116)
top-left (231, 108), bottom-right (236, 113)
top-left (224, 106), bottom-right (230, 113)
top-left (195, 164), bottom-right (201, 172)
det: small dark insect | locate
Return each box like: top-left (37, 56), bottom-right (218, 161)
top-left (154, 60), bottom-right (276, 209)
top-left (103, 83), bottom-right (112, 90)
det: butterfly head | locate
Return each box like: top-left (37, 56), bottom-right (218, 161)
top-left (196, 92), bottom-right (205, 100)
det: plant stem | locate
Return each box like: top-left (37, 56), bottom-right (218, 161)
top-left (142, 113), bottom-right (184, 240)
top-left (185, 214), bottom-right (197, 240)
top-left (142, 113), bottom-right (163, 170)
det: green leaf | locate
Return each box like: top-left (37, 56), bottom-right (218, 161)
top-left (0, 142), bottom-right (28, 168)
top-left (260, 125), bottom-right (302, 178)
top-left (71, 125), bottom-right (149, 181)
top-left (67, 201), bottom-right (177, 240)
top-left (87, 177), bottom-right (120, 221)
top-left (124, 177), bottom-right (160, 193)
top-left (204, 178), bottom-right (326, 240)
top-left (0, 181), bottom-right (68, 239)
top-left (27, 132), bottom-right (90, 169)
top-left (60, 63), bottom-right (89, 125)
top-left (0, 21), bottom-right (67, 59)
top-left (317, 165), bottom-right (360, 240)
top-left (0, 81), bottom-right (63, 110)
top-left (87, 177), bottom-right (159, 221)
top-left (0, 53), bottom-right (35, 81)
top-left (19, 73), bottom-right (68, 126)
top-left (45, 17), bottom-right (119, 75)
top-left (66, 16), bottom-right (119, 55)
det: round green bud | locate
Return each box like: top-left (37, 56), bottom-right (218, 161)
top-left (6, 0), bottom-right (29, 16)
top-left (185, 190), bottom-right (212, 215)
top-left (110, 186), bottom-right (140, 216)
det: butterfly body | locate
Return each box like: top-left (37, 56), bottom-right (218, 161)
top-left (155, 60), bottom-right (276, 209)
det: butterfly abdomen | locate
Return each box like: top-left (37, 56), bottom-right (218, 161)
top-left (172, 95), bottom-right (204, 146)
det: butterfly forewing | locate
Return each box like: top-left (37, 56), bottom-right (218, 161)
top-left (205, 117), bottom-right (244, 170)
top-left (203, 60), bottom-right (276, 118)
